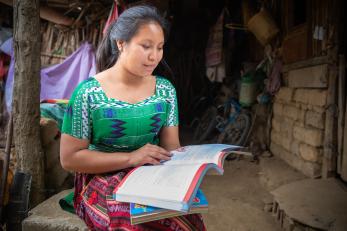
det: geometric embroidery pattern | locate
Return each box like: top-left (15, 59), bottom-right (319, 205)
top-left (110, 119), bottom-right (126, 139)
top-left (150, 114), bottom-right (162, 134)
top-left (62, 76), bottom-right (179, 152)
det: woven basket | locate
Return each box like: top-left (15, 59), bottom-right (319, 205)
top-left (247, 8), bottom-right (279, 46)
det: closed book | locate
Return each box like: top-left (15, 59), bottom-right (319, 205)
top-left (130, 189), bottom-right (208, 225)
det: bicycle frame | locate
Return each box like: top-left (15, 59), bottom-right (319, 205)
top-left (215, 98), bottom-right (241, 132)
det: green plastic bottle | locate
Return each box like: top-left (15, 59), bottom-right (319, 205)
top-left (239, 73), bottom-right (257, 107)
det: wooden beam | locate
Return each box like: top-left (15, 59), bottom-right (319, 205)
top-left (287, 64), bottom-right (328, 88)
top-left (13, 0), bottom-right (45, 206)
top-left (0, 0), bottom-right (74, 26)
top-left (283, 56), bottom-right (331, 73)
top-left (40, 5), bottom-right (75, 26)
top-left (0, 0), bottom-right (11, 6)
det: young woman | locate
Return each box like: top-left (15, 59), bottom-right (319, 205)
top-left (60, 5), bottom-right (206, 230)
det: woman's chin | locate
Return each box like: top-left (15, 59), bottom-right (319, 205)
top-left (128, 69), bottom-right (152, 78)
top-left (141, 70), bottom-right (154, 76)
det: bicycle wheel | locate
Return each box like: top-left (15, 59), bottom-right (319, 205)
top-left (193, 106), bottom-right (218, 144)
top-left (217, 112), bottom-right (251, 146)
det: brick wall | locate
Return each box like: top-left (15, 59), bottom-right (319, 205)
top-left (270, 64), bottom-right (328, 178)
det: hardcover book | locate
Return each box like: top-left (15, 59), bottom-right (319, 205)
top-left (113, 144), bottom-right (249, 212)
top-left (130, 189), bottom-right (208, 225)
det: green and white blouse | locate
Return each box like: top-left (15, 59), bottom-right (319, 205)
top-left (62, 76), bottom-right (179, 152)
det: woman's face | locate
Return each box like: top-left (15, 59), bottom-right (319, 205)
top-left (118, 22), bottom-right (164, 77)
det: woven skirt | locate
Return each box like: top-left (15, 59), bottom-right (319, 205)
top-left (73, 169), bottom-right (206, 231)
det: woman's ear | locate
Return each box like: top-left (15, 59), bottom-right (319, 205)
top-left (116, 40), bottom-right (124, 52)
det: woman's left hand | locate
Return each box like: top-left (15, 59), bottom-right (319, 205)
top-left (129, 143), bottom-right (172, 167)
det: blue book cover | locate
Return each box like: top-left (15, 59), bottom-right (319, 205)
top-left (130, 189), bottom-right (208, 224)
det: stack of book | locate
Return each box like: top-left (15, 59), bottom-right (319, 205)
top-left (130, 189), bottom-right (208, 225)
top-left (113, 144), bottom-right (250, 225)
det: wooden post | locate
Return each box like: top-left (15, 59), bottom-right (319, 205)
top-left (321, 0), bottom-right (339, 178)
top-left (13, 0), bottom-right (45, 206)
top-left (341, 58), bottom-right (347, 181)
top-left (322, 63), bottom-right (338, 178)
top-left (337, 55), bottom-right (345, 174)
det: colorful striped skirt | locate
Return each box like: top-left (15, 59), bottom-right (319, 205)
top-left (73, 169), bottom-right (206, 231)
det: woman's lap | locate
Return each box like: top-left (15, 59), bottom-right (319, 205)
top-left (74, 171), bottom-right (206, 231)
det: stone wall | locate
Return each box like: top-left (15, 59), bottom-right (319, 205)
top-left (270, 64), bottom-right (328, 178)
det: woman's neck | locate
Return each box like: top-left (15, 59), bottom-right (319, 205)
top-left (108, 61), bottom-right (149, 87)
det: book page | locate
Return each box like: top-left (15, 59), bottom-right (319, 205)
top-left (116, 164), bottom-right (204, 203)
top-left (164, 144), bottom-right (239, 166)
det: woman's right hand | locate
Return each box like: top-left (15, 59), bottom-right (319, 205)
top-left (129, 143), bottom-right (172, 167)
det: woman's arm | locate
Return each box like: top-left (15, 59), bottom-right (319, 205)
top-left (60, 134), bottom-right (171, 174)
top-left (159, 126), bottom-right (181, 151)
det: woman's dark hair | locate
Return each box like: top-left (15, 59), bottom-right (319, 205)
top-left (96, 5), bottom-right (169, 72)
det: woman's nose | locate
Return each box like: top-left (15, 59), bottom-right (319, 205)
top-left (149, 49), bottom-right (161, 62)
top-left (148, 53), bottom-right (154, 61)
top-left (148, 51), bottom-right (156, 61)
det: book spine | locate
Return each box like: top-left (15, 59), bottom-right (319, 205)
top-left (218, 151), bottom-right (225, 169)
top-left (183, 164), bottom-right (207, 203)
top-left (113, 167), bottom-right (139, 195)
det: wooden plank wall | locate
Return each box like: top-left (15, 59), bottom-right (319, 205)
top-left (282, 0), bottom-right (333, 64)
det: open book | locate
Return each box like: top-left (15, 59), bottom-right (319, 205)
top-left (113, 144), bottom-right (247, 212)
top-left (130, 188), bottom-right (208, 225)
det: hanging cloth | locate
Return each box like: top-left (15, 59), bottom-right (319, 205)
top-left (266, 59), bottom-right (282, 95)
top-left (205, 9), bottom-right (225, 82)
top-left (40, 42), bottom-right (96, 101)
top-left (205, 9), bottom-right (224, 67)
top-left (1, 38), bottom-right (14, 113)
top-left (103, 1), bottom-right (119, 36)
top-left (0, 53), bottom-right (10, 80)
top-left (2, 38), bottom-right (96, 112)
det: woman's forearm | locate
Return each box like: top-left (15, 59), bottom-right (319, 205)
top-left (162, 143), bottom-right (181, 151)
top-left (61, 149), bottom-right (132, 174)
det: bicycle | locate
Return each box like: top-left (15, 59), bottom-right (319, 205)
top-left (193, 98), bottom-right (252, 146)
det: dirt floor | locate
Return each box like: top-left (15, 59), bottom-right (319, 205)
top-left (200, 158), bottom-right (281, 231)
top-left (179, 127), bottom-right (347, 231)
top-left (180, 128), bottom-right (281, 231)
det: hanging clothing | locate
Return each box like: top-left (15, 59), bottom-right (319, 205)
top-left (205, 10), bottom-right (224, 67)
top-left (0, 38), bottom-right (14, 113)
top-left (103, 1), bottom-right (119, 36)
top-left (1, 38), bottom-right (96, 112)
top-left (205, 10), bottom-right (225, 82)
top-left (0, 53), bottom-right (10, 80)
top-left (266, 59), bottom-right (282, 95)
top-left (40, 42), bottom-right (96, 101)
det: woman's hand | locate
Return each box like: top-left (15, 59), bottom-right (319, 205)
top-left (129, 143), bottom-right (172, 167)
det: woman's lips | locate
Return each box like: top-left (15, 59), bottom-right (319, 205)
top-left (144, 64), bottom-right (156, 68)
top-left (143, 64), bottom-right (156, 70)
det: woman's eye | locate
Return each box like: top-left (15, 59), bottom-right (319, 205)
top-left (157, 47), bottom-right (163, 51)
top-left (142, 45), bottom-right (151, 49)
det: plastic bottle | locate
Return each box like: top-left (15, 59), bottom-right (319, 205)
top-left (239, 73), bottom-right (257, 107)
